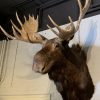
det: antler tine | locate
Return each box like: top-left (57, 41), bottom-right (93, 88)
top-left (10, 20), bottom-right (22, 35)
top-left (16, 12), bottom-right (23, 27)
top-left (0, 25), bottom-right (16, 39)
top-left (12, 26), bottom-right (21, 40)
top-left (48, 15), bottom-right (67, 34)
top-left (30, 15), bottom-right (39, 32)
top-left (66, 16), bottom-right (75, 32)
top-left (76, 0), bottom-right (91, 31)
top-left (48, 15), bottom-right (76, 40)
top-left (24, 15), bottom-right (27, 22)
top-left (36, 15), bottom-right (39, 21)
top-left (47, 24), bottom-right (59, 37)
top-left (11, 19), bottom-right (29, 42)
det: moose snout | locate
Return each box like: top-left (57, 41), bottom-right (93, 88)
top-left (32, 62), bottom-right (40, 72)
top-left (32, 61), bottom-right (45, 73)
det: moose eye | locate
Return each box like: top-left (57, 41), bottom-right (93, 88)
top-left (54, 43), bottom-right (59, 48)
top-left (55, 44), bottom-right (59, 48)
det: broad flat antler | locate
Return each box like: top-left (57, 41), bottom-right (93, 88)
top-left (0, 13), bottom-right (46, 43)
top-left (47, 0), bottom-right (91, 41)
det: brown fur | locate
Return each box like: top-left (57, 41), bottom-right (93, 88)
top-left (33, 38), bottom-right (94, 100)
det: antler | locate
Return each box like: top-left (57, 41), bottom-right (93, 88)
top-left (0, 12), bottom-right (46, 43)
top-left (47, 0), bottom-right (91, 41)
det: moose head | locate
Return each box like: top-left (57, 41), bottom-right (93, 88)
top-left (0, 0), bottom-right (94, 100)
top-left (32, 0), bottom-right (92, 74)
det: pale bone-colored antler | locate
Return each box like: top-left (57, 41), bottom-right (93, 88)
top-left (47, 0), bottom-right (91, 40)
top-left (47, 16), bottom-right (75, 40)
top-left (0, 25), bottom-right (16, 39)
top-left (0, 12), bottom-right (46, 43)
top-left (75, 0), bottom-right (91, 30)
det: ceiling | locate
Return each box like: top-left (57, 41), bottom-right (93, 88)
top-left (0, 0), bottom-right (26, 7)
top-left (0, 0), bottom-right (50, 8)
top-left (0, 0), bottom-right (50, 14)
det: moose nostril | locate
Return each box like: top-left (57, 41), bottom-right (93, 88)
top-left (41, 67), bottom-right (45, 71)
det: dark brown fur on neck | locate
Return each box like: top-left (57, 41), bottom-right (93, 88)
top-left (33, 39), bottom-right (94, 100)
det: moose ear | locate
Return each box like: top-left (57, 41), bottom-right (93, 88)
top-left (54, 42), bottom-right (59, 48)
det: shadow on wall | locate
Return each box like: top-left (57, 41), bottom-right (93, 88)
top-left (83, 21), bottom-right (97, 62)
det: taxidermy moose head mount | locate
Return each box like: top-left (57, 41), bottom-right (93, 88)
top-left (0, 0), bottom-right (94, 100)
